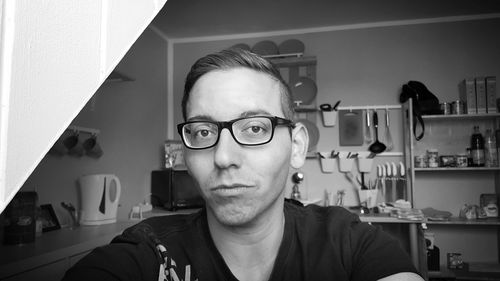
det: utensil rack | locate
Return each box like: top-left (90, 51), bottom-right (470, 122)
top-left (296, 104), bottom-right (402, 112)
top-left (66, 125), bottom-right (100, 135)
top-left (337, 104), bottom-right (401, 111)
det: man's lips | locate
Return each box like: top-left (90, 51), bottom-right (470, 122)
top-left (211, 184), bottom-right (254, 195)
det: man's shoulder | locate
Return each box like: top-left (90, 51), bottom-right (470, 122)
top-left (118, 209), bottom-right (205, 244)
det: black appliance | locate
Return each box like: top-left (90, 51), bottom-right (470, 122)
top-left (151, 169), bottom-right (204, 211)
top-left (3, 191), bottom-right (37, 245)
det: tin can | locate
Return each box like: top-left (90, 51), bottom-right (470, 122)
top-left (440, 102), bottom-right (451, 115)
top-left (451, 100), bottom-right (465, 115)
top-left (456, 153), bottom-right (468, 167)
top-left (427, 149), bottom-right (439, 168)
top-left (440, 155), bottom-right (456, 167)
top-left (414, 155), bottom-right (427, 168)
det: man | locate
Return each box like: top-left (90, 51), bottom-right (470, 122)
top-left (63, 49), bottom-right (423, 281)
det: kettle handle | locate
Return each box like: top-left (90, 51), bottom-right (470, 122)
top-left (108, 175), bottom-right (121, 203)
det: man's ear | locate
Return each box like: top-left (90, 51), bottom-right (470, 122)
top-left (290, 122), bottom-right (309, 169)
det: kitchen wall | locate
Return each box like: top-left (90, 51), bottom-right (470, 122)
top-left (171, 18), bottom-right (500, 262)
top-left (10, 15), bottom-right (500, 264)
top-left (18, 27), bottom-right (168, 223)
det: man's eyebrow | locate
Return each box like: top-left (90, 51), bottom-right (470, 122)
top-left (240, 110), bottom-right (273, 118)
top-left (186, 110), bottom-right (274, 122)
top-left (186, 115), bottom-right (213, 122)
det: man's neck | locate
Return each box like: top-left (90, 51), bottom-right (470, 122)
top-left (207, 203), bottom-right (286, 281)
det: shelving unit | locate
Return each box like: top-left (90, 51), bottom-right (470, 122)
top-left (403, 99), bottom-right (500, 280)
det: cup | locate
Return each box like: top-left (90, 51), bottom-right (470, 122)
top-left (357, 158), bottom-right (374, 173)
top-left (318, 152), bottom-right (336, 173)
top-left (83, 135), bottom-right (104, 158)
top-left (321, 110), bottom-right (337, 127)
top-left (338, 157), bottom-right (354, 172)
top-left (49, 137), bottom-right (68, 156)
top-left (320, 158), bottom-right (336, 173)
top-left (358, 189), bottom-right (379, 208)
top-left (63, 133), bottom-right (84, 157)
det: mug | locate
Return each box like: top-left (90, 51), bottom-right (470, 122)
top-left (63, 133), bottom-right (84, 157)
top-left (49, 136), bottom-right (68, 156)
top-left (83, 135), bottom-right (103, 158)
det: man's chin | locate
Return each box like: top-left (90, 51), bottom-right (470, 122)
top-left (208, 202), bottom-right (256, 227)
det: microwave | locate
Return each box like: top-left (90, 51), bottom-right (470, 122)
top-left (151, 169), bottom-right (205, 211)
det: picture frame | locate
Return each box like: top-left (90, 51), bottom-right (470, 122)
top-left (40, 204), bottom-right (61, 232)
top-left (164, 140), bottom-right (185, 169)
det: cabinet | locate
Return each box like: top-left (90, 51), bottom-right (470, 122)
top-left (0, 221), bottom-right (136, 280)
top-left (403, 99), bottom-right (500, 279)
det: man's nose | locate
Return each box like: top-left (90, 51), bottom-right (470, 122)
top-left (213, 128), bottom-right (241, 168)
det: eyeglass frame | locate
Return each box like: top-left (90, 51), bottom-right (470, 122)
top-left (177, 115), bottom-right (295, 150)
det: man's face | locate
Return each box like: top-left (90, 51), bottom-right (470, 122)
top-left (184, 68), bottom-right (293, 226)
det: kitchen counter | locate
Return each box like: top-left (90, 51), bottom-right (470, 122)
top-left (0, 208), bottom-right (199, 279)
top-left (0, 221), bottom-right (137, 278)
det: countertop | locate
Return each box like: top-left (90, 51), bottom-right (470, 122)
top-left (0, 208), bottom-right (199, 278)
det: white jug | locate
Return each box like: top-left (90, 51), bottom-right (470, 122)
top-left (79, 174), bottom-right (121, 225)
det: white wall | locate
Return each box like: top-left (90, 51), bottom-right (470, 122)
top-left (0, 0), bottom-right (167, 213)
top-left (170, 17), bottom-right (500, 264)
top-left (21, 27), bottom-right (168, 223)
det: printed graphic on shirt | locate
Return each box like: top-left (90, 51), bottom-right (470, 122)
top-left (158, 260), bottom-right (198, 281)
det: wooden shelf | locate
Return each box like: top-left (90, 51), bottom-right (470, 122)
top-left (426, 217), bottom-right (500, 226)
top-left (422, 113), bottom-right (500, 120)
top-left (268, 55), bottom-right (317, 67)
top-left (415, 167), bottom-right (500, 172)
top-left (429, 264), bottom-right (500, 280)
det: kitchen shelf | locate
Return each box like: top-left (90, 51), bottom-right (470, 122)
top-left (425, 217), bottom-right (500, 226)
top-left (268, 55), bottom-right (317, 67)
top-left (415, 167), bottom-right (500, 172)
top-left (306, 151), bottom-right (403, 159)
top-left (402, 98), bottom-right (500, 276)
top-left (422, 113), bottom-right (500, 120)
top-left (429, 264), bottom-right (500, 280)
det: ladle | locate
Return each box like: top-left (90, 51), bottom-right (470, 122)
top-left (368, 111), bottom-right (386, 154)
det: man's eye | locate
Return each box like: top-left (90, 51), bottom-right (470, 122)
top-left (192, 124), bottom-right (217, 138)
top-left (195, 129), bottom-right (212, 137)
top-left (249, 126), bottom-right (264, 134)
top-left (241, 122), bottom-right (269, 135)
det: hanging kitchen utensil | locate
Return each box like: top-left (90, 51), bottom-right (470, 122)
top-left (391, 162), bottom-right (397, 202)
top-left (251, 40), bottom-right (279, 56)
top-left (385, 162), bottom-right (393, 203)
top-left (368, 111), bottom-right (387, 154)
top-left (384, 108), bottom-right (394, 151)
top-left (290, 77), bottom-right (317, 105)
top-left (278, 39), bottom-right (305, 54)
top-left (339, 109), bottom-right (364, 146)
top-left (230, 43), bottom-right (251, 51)
top-left (397, 162), bottom-right (407, 200)
top-left (364, 109), bottom-right (373, 144)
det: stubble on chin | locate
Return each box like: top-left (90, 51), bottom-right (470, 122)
top-left (207, 197), bottom-right (259, 227)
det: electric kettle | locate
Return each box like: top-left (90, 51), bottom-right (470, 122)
top-left (78, 174), bottom-right (121, 225)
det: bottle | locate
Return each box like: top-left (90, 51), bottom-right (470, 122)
top-left (471, 126), bottom-right (485, 167)
top-left (485, 129), bottom-right (498, 167)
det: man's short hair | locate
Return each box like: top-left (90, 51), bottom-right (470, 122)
top-left (182, 48), bottom-right (293, 121)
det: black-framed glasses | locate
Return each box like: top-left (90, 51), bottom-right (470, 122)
top-left (177, 116), bottom-right (294, 150)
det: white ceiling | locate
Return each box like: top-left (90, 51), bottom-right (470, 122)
top-left (151, 0), bottom-right (500, 39)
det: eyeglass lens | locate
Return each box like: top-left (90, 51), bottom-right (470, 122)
top-left (181, 117), bottom-right (275, 148)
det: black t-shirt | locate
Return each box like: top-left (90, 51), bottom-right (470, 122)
top-left (63, 202), bottom-right (419, 281)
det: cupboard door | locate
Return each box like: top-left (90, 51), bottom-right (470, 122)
top-left (2, 259), bottom-right (66, 281)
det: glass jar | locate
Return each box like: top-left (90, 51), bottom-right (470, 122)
top-left (414, 155), bottom-right (427, 168)
top-left (427, 149), bottom-right (439, 168)
top-left (456, 153), bottom-right (468, 168)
